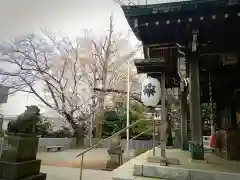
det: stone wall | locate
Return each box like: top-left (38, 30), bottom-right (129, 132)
top-left (0, 137), bottom-right (76, 153)
top-left (84, 138), bottom-right (154, 150)
top-left (0, 137), bottom-right (154, 154)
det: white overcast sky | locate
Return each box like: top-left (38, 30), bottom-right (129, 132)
top-left (0, 0), bottom-right (186, 115)
top-left (0, 0), bottom-right (134, 115)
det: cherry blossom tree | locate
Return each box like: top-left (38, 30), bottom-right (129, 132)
top-left (0, 16), bottom-right (141, 141)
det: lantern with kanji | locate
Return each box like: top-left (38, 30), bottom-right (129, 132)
top-left (141, 77), bottom-right (161, 107)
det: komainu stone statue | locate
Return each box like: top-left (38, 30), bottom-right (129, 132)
top-left (7, 105), bottom-right (41, 135)
top-left (0, 105), bottom-right (47, 180)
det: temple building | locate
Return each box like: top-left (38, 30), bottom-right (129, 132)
top-left (122, 0), bottom-right (240, 160)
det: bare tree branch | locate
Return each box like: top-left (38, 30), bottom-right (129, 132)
top-left (0, 16), bottom-right (141, 140)
top-left (93, 87), bottom-right (142, 104)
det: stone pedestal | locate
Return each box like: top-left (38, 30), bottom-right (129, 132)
top-left (147, 156), bottom-right (180, 166)
top-left (106, 136), bottom-right (124, 170)
top-left (0, 135), bottom-right (46, 180)
top-left (106, 149), bottom-right (124, 170)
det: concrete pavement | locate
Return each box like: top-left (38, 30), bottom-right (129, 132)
top-left (41, 166), bottom-right (111, 180)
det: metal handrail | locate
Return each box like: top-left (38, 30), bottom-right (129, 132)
top-left (76, 118), bottom-right (149, 157)
top-left (77, 118), bottom-right (154, 180)
top-left (127, 128), bottom-right (153, 142)
top-left (112, 128), bottom-right (153, 166)
top-left (114, 127), bottom-right (153, 149)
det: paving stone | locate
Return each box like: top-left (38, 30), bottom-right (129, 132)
top-left (133, 164), bottom-right (142, 176)
top-left (142, 165), bottom-right (190, 180)
top-left (112, 167), bottom-right (135, 180)
top-left (148, 156), bottom-right (180, 165)
top-left (190, 169), bottom-right (240, 180)
top-left (134, 177), bottom-right (164, 180)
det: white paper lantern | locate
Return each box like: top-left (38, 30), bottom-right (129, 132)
top-left (141, 77), bottom-right (161, 107)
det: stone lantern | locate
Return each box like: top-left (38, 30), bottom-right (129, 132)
top-left (106, 136), bottom-right (124, 170)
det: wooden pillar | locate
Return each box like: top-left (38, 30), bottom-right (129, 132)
top-left (180, 88), bottom-right (188, 150)
top-left (0, 116), bottom-right (3, 136)
top-left (188, 54), bottom-right (204, 160)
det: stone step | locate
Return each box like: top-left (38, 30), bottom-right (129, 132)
top-left (20, 173), bottom-right (47, 180)
top-left (0, 173), bottom-right (46, 180)
top-left (112, 174), bottom-right (163, 180)
top-left (134, 177), bottom-right (164, 180)
top-left (111, 165), bottom-right (165, 180)
top-left (133, 164), bottom-right (240, 180)
top-left (112, 165), bottom-right (135, 180)
top-left (0, 160), bottom-right (41, 180)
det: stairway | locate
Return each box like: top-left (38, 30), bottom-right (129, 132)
top-left (110, 148), bottom-right (240, 180)
top-left (110, 149), bottom-right (167, 180)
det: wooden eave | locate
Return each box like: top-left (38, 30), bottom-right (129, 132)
top-left (122, 2), bottom-right (240, 54)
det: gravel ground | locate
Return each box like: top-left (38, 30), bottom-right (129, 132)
top-left (37, 148), bottom-right (135, 169)
top-left (37, 148), bottom-right (109, 163)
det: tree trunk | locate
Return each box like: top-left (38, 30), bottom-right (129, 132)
top-left (95, 105), bottom-right (104, 139)
top-left (95, 71), bottom-right (107, 139)
top-left (62, 112), bottom-right (85, 147)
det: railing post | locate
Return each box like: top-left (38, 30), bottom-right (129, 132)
top-left (160, 72), bottom-right (167, 159)
top-left (152, 109), bottom-right (156, 156)
top-left (76, 119), bottom-right (151, 179)
top-left (79, 154), bottom-right (84, 180)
